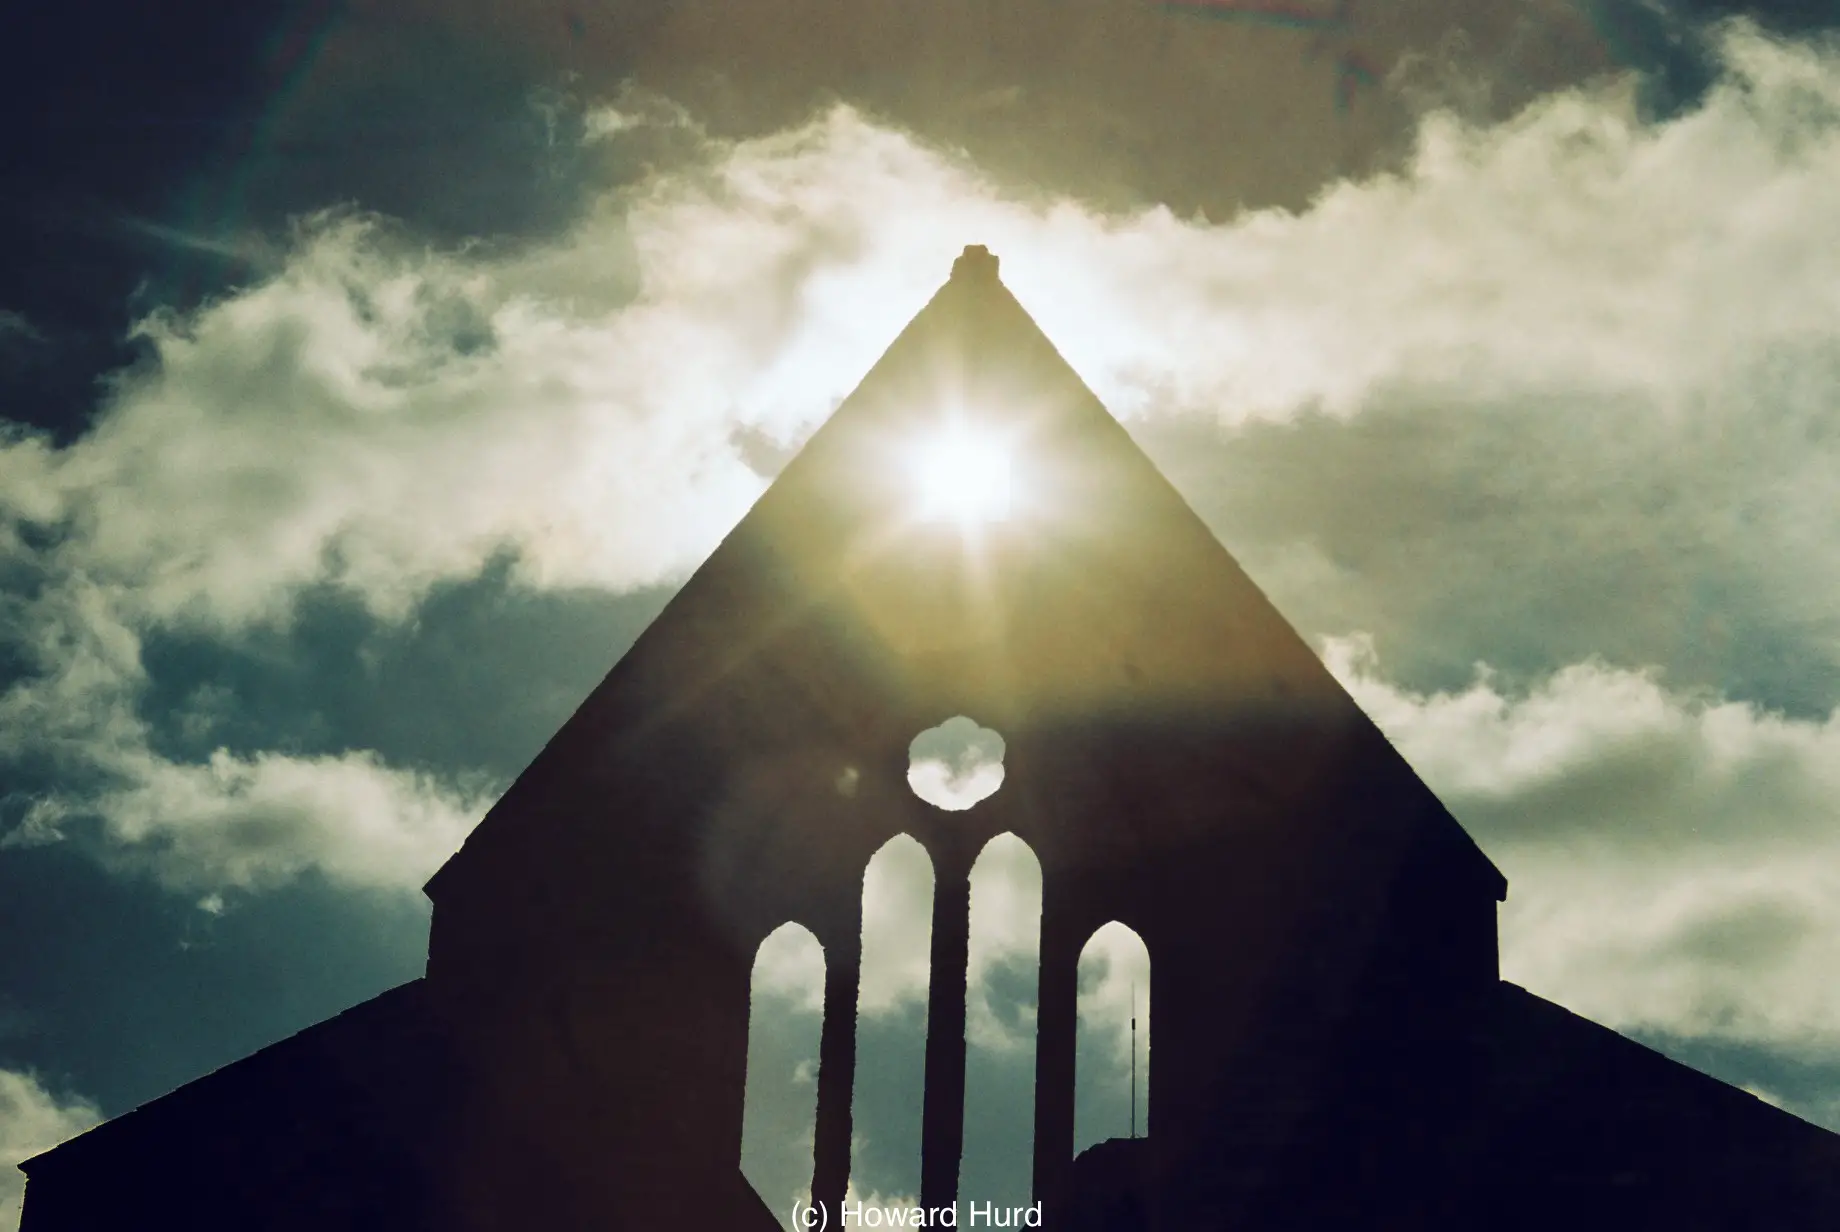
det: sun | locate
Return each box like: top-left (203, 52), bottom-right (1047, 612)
top-left (912, 424), bottom-right (1013, 525)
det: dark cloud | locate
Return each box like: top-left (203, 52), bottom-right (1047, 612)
top-left (1332, 641), bottom-right (1840, 1074)
top-left (1136, 386), bottom-right (1840, 720)
top-left (0, 841), bottom-right (427, 1117)
top-left (136, 562), bottom-right (672, 782)
top-left (3, 1), bottom-right (304, 439)
top-left (961, 951), bottom-right (1043, 1208)
top-left (0, 0), bottom-right (1816, 445)
top-left (849, 1005), bottom-right (931, 1205)
top-left (451, 0), bottom-right (1671, 193)
top-left (8, 0), bottom-right (1840, 1202)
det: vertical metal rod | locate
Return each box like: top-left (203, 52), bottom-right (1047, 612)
top-left (1130, 980), bottom-right (1137, 1139)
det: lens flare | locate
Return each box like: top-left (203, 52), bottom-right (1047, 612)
top-left (913, 426), bottom-right (1013, 525)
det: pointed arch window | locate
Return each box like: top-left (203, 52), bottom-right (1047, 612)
top-left (850, 835), bottom-right (936, 1206)
top-left (961, 833), bottom-right (1043, 1207)
top-left (1074, 923), bottom-right (1151, 1154)
top-left (742, 923), bottom-right (826, 1222)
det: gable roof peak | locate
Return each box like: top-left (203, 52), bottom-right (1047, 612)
top-left (951, 244), bottom-right (1000, 283)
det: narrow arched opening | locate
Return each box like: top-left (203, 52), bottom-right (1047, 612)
top-left (742, 922), bottom-right (826, 1224)
top-left (849, 834), bottom-right (936, 1209)
top-left (1074, 922), bottom-right (1151, 1155)
top-left (961, 833), bottom-right (1043, 1208)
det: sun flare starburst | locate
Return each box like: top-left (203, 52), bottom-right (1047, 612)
top-left (912, 425), bottom-right (1014, 525)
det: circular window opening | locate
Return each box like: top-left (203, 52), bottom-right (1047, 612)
top-left (908, 716), bottom-right (1005, 811)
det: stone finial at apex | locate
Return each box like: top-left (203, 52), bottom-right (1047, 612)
top-left (951, 244), bottom-right (1000, 281)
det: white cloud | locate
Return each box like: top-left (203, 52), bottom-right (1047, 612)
top-left (6, 23), bottom-right (1840, 627)
top-left (742, 922), bottom-right (825, 1230)
top-left (908, 717), bottom-right (1007, 814)
top-left (906, 759), bottom-right (1006, 815)
top-left (1077, 922), bottom-right (1152, 1071)
top-left (43, 213), bottom-right (769, 629)
top-left (966, 833), bottom-right (1043, 1053)
top-left (0, 572), bottom-right (486, 892)
top-left (1074, 921), bottom-right (1152, 1151)
top-left (5, 740), bottom-right (484, 894)
top-left (840, 1184), bottom-right (925, 1230)
top-left (1328, 635), bottom-right (1840, 1056)
top-left (4, 19), bottom-right (1840, 919)
top-left (751, 921), bottom-right (826, 1014)
top-left (0, 1071), bottom-right (100, 1232)
top-left (857, 835), bottom-right (935, 1014)
top-left (94, 747), bottom-right (488, 893)
top-left (11, 20), bottom-right (1837, 636)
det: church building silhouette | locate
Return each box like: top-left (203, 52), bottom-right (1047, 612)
top-left (20, 245), bottom-right (1840, 1230)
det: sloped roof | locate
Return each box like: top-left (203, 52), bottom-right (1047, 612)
top-left (21, 980), bottom-right (448, 1176)
top-left (427, 243), bottom-right (1503, 909)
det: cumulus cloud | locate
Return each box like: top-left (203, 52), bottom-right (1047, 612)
top-left (743, 924), bottom-right (825, 1229)
top-left (34, 215), bottom-right (767, 629)
top-left (5, 741), bottom-right (485, 894)
top-left (908, 717), bottom-right (1007, 814)
top-left (3, 18), bottom-right (1840, 934)
top-left (960, 835), bottom-right (1043, 1207)
top-left (840, 1184), bottom-right (924, 1229)
top-left (12, 20), bottom-right (1838, 635)
top-left (0, 1071), bottom-right (100, 1232)
top-left (89, 748), bottom-right (488, 892)
top-left (857, 835), bottom-right (935, 1014)
top-left (1077, 923), bottom-right (1153, 1071)
top-left (1328, 635), bottom-right (1840, 1058)
top-left (0, 569), bottom-right (487, 892)
top-left (965, 834), bottom-right (1042, 1053)
top-left (751, 921), bottom-right (827, 1014)
top-left (1075, 922), bottom-right (1153, 1152)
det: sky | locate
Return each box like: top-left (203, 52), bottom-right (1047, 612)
top-left (7, 0), bottom-right (1840, 1224)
